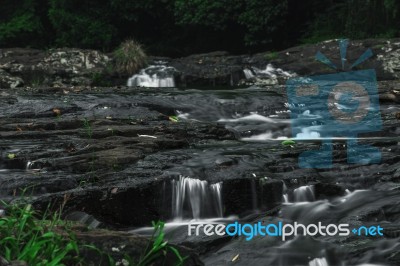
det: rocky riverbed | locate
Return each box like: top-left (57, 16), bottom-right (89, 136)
top-left (0, 40), bottom-right (400, 265)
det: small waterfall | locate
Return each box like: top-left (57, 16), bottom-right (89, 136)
top-left (243, 68), bottom-right (255, 79)
top-left (26, 161), bottom-right (33, 170)
top-left (309, 257), bottom-right (328, 266)
top-left (171, 176), bottom-right (223, 220)
top-left (243, 64), bottom-right (295, 81)
top-left (293, 185), bottom-right (315, 202)
top-left (127, 64), bottom-right (176, 87)
top-left (210, 182), bottom-right (223, 217)
top-left (282, 193), bottom-right (289, 203)
top-left (282, 181), bottom-right (289, 203)
top-left (253, 63), bottom-right (294, 78)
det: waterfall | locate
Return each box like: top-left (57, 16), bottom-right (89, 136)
top-left (26, 161), bottom-right (33, 170)
top-left (243, 68), bottom-right (255, 79)
top-left (171, 176), bottom-right (223, 220)
top-left (282, 193), bottom-right (289, 203)
top-left (210, 182), bottom-right (223, 217)
top-left (243, 64), bottom-right (294, 81)
top-left (293, 185), bottom-right (315, 202)
top-left (309, 257), bottom-right (329, 266)
top-left (127, 64), bottom-right (176, 87)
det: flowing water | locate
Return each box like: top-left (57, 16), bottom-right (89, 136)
top-left (0, 75), bottom-right (399, 265)
top-left (127, 64), bottom-right (176, 87)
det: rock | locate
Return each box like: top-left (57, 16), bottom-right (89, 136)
top-left (74, 227), bottom-right (203, 266)
top-left (0, 69), bottom-right (24, 88)
top-left (2, 39), bottom-right (400, 88)
top-left (0, 48), bottom-right (113, 88)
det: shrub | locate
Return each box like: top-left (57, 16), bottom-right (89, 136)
top-left (114, 39), bottom-right (147, 76)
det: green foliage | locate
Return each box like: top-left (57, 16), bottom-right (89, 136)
top-left (238, 0), bottom-right (288, 46)
top-left (302, 0), bottom-right (400, 44)
top-left (1, 0), bottom-right (400, 55)
top-left (0, 0), bottom-right (45, 47)
top-left (48, 0), bottom-right (116, 50)
top-left (138, 221), bottom-right (187, 266)
top-left (264, 51), bottom-right (279, 61)
top-left (174, 0), bottom-right (288, 47)
top-left (174, 0), bottom-right (240, 30)
top-left (281, 139), bottom-right (296, 146)
top-left (114, 40), bottom-right (147, 76)
top-left (0, 202), bottom-right (79, 265)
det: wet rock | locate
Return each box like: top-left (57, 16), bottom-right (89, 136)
top-left (222, 178), bottom-right (283, 216)
top-left (3, 39), bottom-right (400, 88)
top-left (74, 227), bottom-right (203, 266)
top-left (0, 69), bottom-right (24, 88)
top-left (313, 182), bottom-right (346, 199)
top-left (0, 48), bottom-right (112, 88)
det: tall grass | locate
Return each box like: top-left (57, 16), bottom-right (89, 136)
top-left (0, 202), bottom-right (79, 265)
top-left (138, 221), bottom-right (187, 266)
top-left (0, 201), bottom-right (187, 265)
top-left (114, 39), bottom-right (147, 76)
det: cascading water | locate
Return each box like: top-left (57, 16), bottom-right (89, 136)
top-left (293, 185), bottom-right (315, 202)
top-left (308, 257), bottom-right (329, 266)
top-left (282, 193), bottom-right (289, 203)
top-left (242, 64), bottom-right (295, 84)
top-left (282, 181), bottom-right (289, 203)
top-left (171, 175), bottom-right (223, 220)
top-left (243, 68), bottom-right (255, 79)
top-left (127, 64), bottom-right (176, 87)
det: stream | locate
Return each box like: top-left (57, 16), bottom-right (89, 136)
top-left (0, 81), bottom-right (399, 265)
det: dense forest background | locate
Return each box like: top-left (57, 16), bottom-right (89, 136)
top-left (1, 0), bottom-right (399, 57)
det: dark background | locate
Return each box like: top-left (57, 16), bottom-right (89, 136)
top-left (1, 0), bottom-right (399, 57)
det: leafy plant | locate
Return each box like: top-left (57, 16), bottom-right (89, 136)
top-left (0, 202), bottom-right (79, 265)
top-left (7, 153), bottom-right (16, 159)
top-left (114, 39), bottom-right (147, 76)
top-left (168, 115), bottom-right (179, 123)
top-left (281, 139), bottom-right (296, 146)
top-left (138, 221), bottom-right (187, 266)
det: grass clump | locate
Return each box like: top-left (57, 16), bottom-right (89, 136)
top-left (138, 221), bottom-right (187, 266)
top-left (0, 200), bottom-right (186, 265)
top-left (0, 202), bottom-right (79, 265)
top-left (264, 51), bottom-right (278, 61)
top-left (114, 39), bottom-right (147, 76)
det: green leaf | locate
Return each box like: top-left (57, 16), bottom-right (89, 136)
top-left (281, 140), bottom-right (296, 146)
top-left (168, 116), bottom-right (179, 122)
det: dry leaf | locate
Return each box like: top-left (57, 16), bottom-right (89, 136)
top-left (53, 108), bottom-right (61, 116)
top-left (232, 254), bottom-right (239, 262)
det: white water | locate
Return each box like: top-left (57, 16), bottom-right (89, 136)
top-left (243, 68), bottom-right (255, 79)
top-left (293, 185), bottom-right (315, 202)
top-left (26, 161), bottom-right (33, 170)
top-left (253, 63), bottom-right (294, 78)
top-left (243, 64), bottom-right (295, 80)
top-left (171, 176), bottom-right (223, 220)
top-left (309, 257), bottom-right (329, 266)
top-left (282, 193), bottom-right (289, 203)
top-left (127, 65), bottom-right (176, 87)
